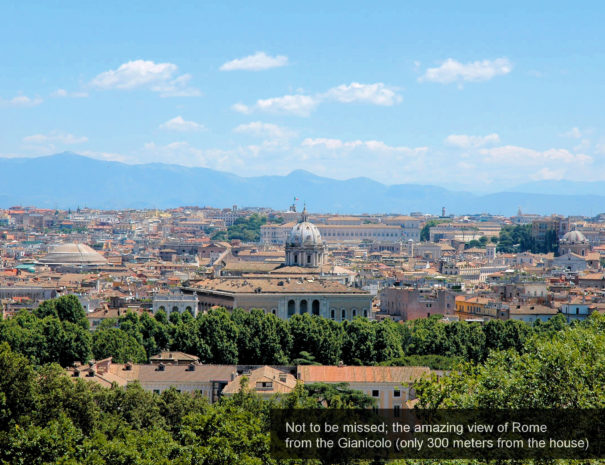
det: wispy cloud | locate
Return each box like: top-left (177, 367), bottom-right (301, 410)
top-left (233, 121), bottom-right (297, 140)
top-left (3, 95), bottom-right (43, 107)
top-left (322, 82), bottom-right (402, 106)
top-left (479, 145), bottom-right (591, 165)
top-left (445, 133), bottom-right (500, 148)
top-left (90, 60), bottom-right (201, 97)
top-left (302, 137), bottom-right (426, 155)
top-left (159, 116), bottom-right (206, 132)
top-left (233, 95), bottom-right (319, 117)
top-left (419, 58), bottom-right (512, 84)
top-left (234, 82), bottom-right (402, 116)
top-left (23, 131), bottom-right (88, 145)
top-left (220, 51), bottom-right (288, 71)
top-left (51, 89), bottom-right (88, 98)
top-left (561, 127), bottom-right (583, 139)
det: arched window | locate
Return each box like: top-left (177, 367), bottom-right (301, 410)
top-left (331, 309), bottom-right (335, 319)
top-left (352, 309), bottom-right (357, 317)
top-left (185, 306), bottom-right (193, 315)
top-left (312, 300), bottom-right (320, 316)
top-left (363, 310), bottom-right (368, 317)
top-left (288, 300), bottom-right (295, 317)
top-left (158, 305), bottom-right (165, 313)
top-left (341, 309), bottom-right (346, 320)
top-left (300, 300), bottom-right (308, 314)
top-left (272, 308), bottom-right (277, 315)
top-left (172, 306), bottom-right (179, 314)
top-left (294, 255), bottom-right (298, 263)
top-left (307, 254), bottom-right (312, 264)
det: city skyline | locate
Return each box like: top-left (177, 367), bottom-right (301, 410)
top-left (1, 1), bottom-right (605, 191)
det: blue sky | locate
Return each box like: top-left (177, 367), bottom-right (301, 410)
top-left (1, 1), bottom-right (604, 191)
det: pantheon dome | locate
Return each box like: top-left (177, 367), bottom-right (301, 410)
top-left (39, 243), bottom-right (108, 266)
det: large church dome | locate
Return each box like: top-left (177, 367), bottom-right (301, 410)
top-left (561, 230), bottom-right (588, 244)
top-left (39, 243), bottom-right (108, 265)
top-left (287, 207), bottom-right (322, 246)
top-left (288, 221), bottom-right (323, 246)
top-left (285, 207), bottom-right (325, 267)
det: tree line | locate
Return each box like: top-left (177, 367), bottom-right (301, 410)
top-left (0, 295), bottom-right (571, 369)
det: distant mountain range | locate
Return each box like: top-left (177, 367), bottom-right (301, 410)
top-left (0, 153), bottom-right (603, 216)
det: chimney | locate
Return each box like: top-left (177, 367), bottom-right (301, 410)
top-left (187, 363), bottom-right (195, 371)
top-left (230, 371), bottom-right (236, 381)
top-left (157, 362), bottom-right (165, 372)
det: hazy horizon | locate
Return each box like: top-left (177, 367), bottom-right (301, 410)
top-left (2, 1), bottom-right (605, 191)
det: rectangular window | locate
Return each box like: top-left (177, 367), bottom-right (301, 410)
top-left (153, 389), bottom-right (160, 394)
top-left (394, 405), bottom-right (401, 417)
top-left (372, 390), bottom-right (379, 397)
top-left (394, 389), bottom-right (401, 397)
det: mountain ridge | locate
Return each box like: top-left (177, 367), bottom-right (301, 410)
top-left (0, 153), bottom-right (602, 216)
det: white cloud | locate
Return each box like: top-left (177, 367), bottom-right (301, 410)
top-left (479, 145), bottom-right (592, 165)
top-left (4, 95), bottom-right (43, 107)
top-left (234, 94), bottom-right (318, 117)
top-left (159, 116), bottom-right (205, 132)
top-left (51, 89), bottom-right (88, 98)
top-left (233, 121), bottom-right (297, 140)
top-left (445, 133), bottom-right (500, 148)
top-left (23, 131), bottom-right (88, 145)
top-left (323, 82), bottom-right (402, 106)
top-left (234, 82), bottom-right (401, 116)
top-left (419, 58), bottom-right (512, 84)
top-left (301, 137), bottom-right (426, 154)
top-left (220, 52), bottom-right (288, 71)
top-left (90, 60), bottom-right (201, 97)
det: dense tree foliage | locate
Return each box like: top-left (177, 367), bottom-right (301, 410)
top-left (415, 312), bottom-right (605, 409)
top-left (419, 219), bottom-right (451, 242)
top-left (226, 213), bottom-right (268, 242)
top-left (496, 224), bottom-right (559, 254)
top-left (0, 310), bottom-right (91, 366)
top-left (0, 296), bottom-right (574, 371)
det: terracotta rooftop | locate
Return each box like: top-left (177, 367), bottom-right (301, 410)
top-left (222, 366), bottom-right (297, 395)
top-left (297, 365), bottom-right (431, 384)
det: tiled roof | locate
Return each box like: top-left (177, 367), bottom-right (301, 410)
top-left (222, 366), bottom-right (297, 395)
top-left (297, 366), bottom-right (430, 384)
